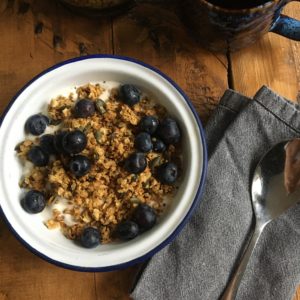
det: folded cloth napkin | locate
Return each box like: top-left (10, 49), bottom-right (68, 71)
top-left (131, 86), bottom-right (300, 300)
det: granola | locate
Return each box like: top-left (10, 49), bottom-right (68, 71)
top-left (16, 82), bottom-right (181, 245)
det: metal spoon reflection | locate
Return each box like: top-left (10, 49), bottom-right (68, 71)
top-left (221, 138), bottom-right (300, 300)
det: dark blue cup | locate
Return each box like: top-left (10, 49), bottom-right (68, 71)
top-left (181, 0), bottom-right (300, 52)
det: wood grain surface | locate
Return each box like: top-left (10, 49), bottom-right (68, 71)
top-left (231, 1), bottom-right (300, 102)
top-left (0, 1), bottom-right (299, 299)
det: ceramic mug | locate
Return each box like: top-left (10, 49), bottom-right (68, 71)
top-left (181, 0), bottom-right (300, 52)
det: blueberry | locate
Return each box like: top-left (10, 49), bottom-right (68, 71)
top-left (62, 130), bottom-right (87, 154)
top-left (120, 84), bottom-right (141, 106)
top-left (157, 118), bottom-right (181, 145)
top-left (53, 131), bottom-right (68, 154)
top-left (69, 155), bottom-right (91, 177)
top-left (40, 134), bottom-right (57, 154)
top-left (156, 162), bottom-right (178, 185)
top-left (138, 116), bottom-right (159, 135)
top-left (80, 227), bottom-right (101, 248)
top-left (27, 146), bottom-right (49, 166)
top-left (133, 204), bottom-right (156, 231)
top-left (25, 114), bottom-right (49, 136)
top-left (116, 221), bottom-right (139, 241)
top-left (135, 132), bottom-right (153, 153)
top-left (21, 190), bottom-right (46, 214)
top-left (74, 99), bottom-right (95, 118)
top-left (152, 138), bottom-right (166, 153)
top-left (124, 152), bottom-right (147, 174)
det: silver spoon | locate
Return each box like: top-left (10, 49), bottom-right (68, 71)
top-left (221, 138), bottom-right (300, 300)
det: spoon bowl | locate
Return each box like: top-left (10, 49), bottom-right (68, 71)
top-left (222, 138), bottom-right (300, 300)
top-left (252, 140), bottom-right (300, 224)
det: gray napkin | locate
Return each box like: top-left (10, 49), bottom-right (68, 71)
top-left (131, 87), bottom-right (300, 300)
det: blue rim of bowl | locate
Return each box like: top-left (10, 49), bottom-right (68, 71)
top-left (0, 54), bottom-right (208, 272)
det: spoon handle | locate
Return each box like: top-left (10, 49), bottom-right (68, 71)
top-left (220, 224), bottom-right (264, 300)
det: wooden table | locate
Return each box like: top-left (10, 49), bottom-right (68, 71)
top-left (0, 1), bottom-right (299, 299)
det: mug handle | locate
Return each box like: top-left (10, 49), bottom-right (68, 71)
top-left (270, 1), bottom-right (300, 40)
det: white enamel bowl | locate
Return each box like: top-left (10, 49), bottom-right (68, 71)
top-left (0, 55), bottom-right (207, 271)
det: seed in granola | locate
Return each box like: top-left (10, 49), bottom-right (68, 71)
top-left (131, 174), bottom-right (139, 182)
top-left (87, 176), bottom-right (95, 182)
top-left (124, 152), bottom-right (147, 174)
top-left (80, 227), bottom-right (101, 248)
top-left (130, 196), bottom-right (141, 204)
top-left (94, 130), bottom-right (102, 144)
top-left (149, 156), bottom-right (162, 173)
top-left (120, 84), bottom-right (141, 106)
top-left (142, 180), bottom-right (150, 189)
top-left (135, 132), bottom-right (153, 153)
top-left (115, 221), bottom-right (139, 241)
top-left (138, 116), bottom-right (159, 135)
top-left (82, 123), bottom-right (92, 134)
top-left (92, 152), bottom-right (100, 161)
top-left (62, 130), bottom-right (87, 154)
top-left (95, 99), bottom-right (106, 115)
top-left (48, 195), bottom-right (57, 205)
top-left (69, 155), bottom-right (91, 177)
top-left (19, 177), bottom-right (25, 188)
top-left (49, 119), bottom-right (62, 126)
top-left (70, 182), bottom-right (77, 191)
top-left (25, 114), bottom-right (49, 136)
top-left (21, 190), bottom-right (46, 214)
top-left (27, 146), bottom-right (49, 167)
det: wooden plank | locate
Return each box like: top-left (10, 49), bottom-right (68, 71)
top-left (0, 1), bottom-right (112, 300)
top-left (94, 266), bottom-right (137, 300)
top-left (231, 2), bottom-right (300, 101)
top-left (231, 3), bottom-right (300, 299)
